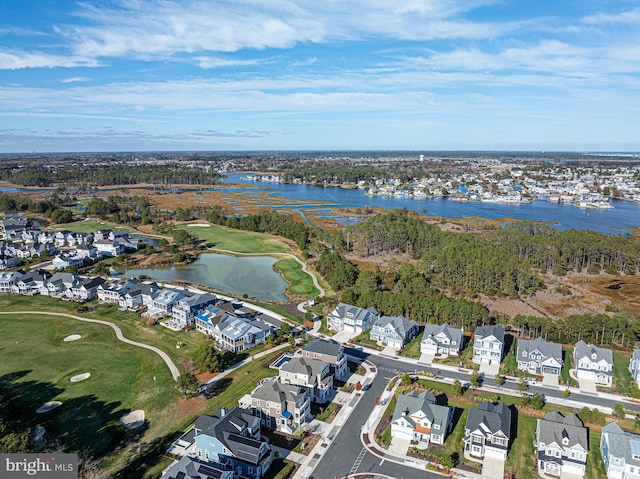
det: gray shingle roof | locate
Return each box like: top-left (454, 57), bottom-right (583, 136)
top-left (474, 325), bottom-right (505, 343)
top-left (280, 356), bottom-right (326, 378)
top-left (574, 340), bottom-right (613, 364)
top-left (374, 315), bottom-right (418, 338)
top-left (538, 412), bottom-right (587, 451)
top-left (302, 338), bottom-right (343, 357)
top-left (162, 456), bottom-right (231, 479)
top-left (391, 390), bottom-right (450, 432)
top-left (602, 422), bottom-right (640, 467)
top-left (421, 323), bottom-right (463, 348)
top-left (252, 381), bottom-right (307, 404)
top-left (465, 402), bottom-right (511, 438)
top-left (517, 337), bottom-right (562, 363)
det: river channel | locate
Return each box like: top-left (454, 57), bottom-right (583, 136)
top-left (124, 253), bottom-right (288, 302)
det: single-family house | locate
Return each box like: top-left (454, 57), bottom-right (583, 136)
top-left (75, 244), bottom-right (99, 261)
top-left (172, 292), bottom-right (218, 328)
top-left (69, 277), bottom-right (106, 302)
top-left (54, 230), bottom-right (71, 248)
top-left (420, 323), bottom-right (464, 357)
top-left (517, 337), bottom-right (563, 376)
top-left (160, 456), bottom-right (233, 479)
top-left (630, 350), bottom-right (640, 383)
top-left (327, 303), bottom-right (378, 334)
top-left (536, 412), bottom-right (588, 478)
top-left (40, 272), bottom-right (81, 297)
top-left (278, 356), bottom-right (333, 403)
top-left (93, 239), bottom-right (124, 257)
top-left (97, 279), bottom-right (140, 304)
top-left (195, 305), bottom-right (226, 336)
top-left (298, 338), bottom-right (348, 381)
top-left (0, 254), bottom-right (21, 270)
top-left (0, 270), bottom-right (23, 292)
top-left (369, 315), bottom-right (418, 349)
top-left (463, 402), bottom-right (512, 460)
top-left (11, 270), bottom-right (51, 295)
top-left (191, 408), bottom-right (273, 479)
top-left (150, 288), bottom-right (190, 317)
top-left (472, 325), bottom-right (505, 366)
top-left (601, 422), bottom-right (640, 479)
top-left (573, 340), bottom-right (613, 387)
top-left (213, 315), bottom-right (274, 353)
top-left (390, 390), bottom-right (453, 446)
top-left (118, 282), bottom-right (160, 310)
top-left (51, 252), bottom-right (84, 270)
top-left (239, 380), bottom-right (311, 435)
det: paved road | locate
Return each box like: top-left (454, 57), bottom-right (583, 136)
top-left (0, 311), bottom-right (181, 380)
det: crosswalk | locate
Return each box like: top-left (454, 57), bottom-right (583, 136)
top-left (348, 447), bottom-right (367, 475)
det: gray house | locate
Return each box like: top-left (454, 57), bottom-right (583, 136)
top-left (299, 338), bottom-right (348, 381)
top-left (464, 402), bottom-right (512, 460)
top-left (369, 315), bottom-right (418, 349)
top-left (601, 422), bottom-right (640, 479)
top-left (630, 349), bottom-right (640, 383)
top-left (327, 303), bottom-right (378, 334)
top-left (536, 412), bottom-right (588, 478)
top-left (278, 356), bottom-right (333, 403)
top-left (161, 456), bottom-right (233, 479)
top-left (517, 337), bottom-right (563, 376)
top-left (420, 323), bottom-right (464, 357)
top-left (390, 390), bottom-right (453, 446)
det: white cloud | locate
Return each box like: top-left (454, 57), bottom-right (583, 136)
top-left (0, 49), bottom-right (98, 70)
top-left (61, 76), bottom-right (91, 83)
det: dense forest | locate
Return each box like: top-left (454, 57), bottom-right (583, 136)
top-left (336, 210), bottom-right (639, 298)
top-left (0, 164), bottom-right (221, 187)
top-left (280, 163), bottom-right (436, 185)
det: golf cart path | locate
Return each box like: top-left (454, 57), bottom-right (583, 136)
top-left (0, 311), bottom-right (180, 381)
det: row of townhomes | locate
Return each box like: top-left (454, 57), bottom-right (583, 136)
top-left (165, 338), bottom-right (349, 478)
top-left (0, 269), bottom-right (286, 353)
top-left (1, 213), bottom-right (141, 270)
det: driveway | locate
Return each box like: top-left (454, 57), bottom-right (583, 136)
top-left (387, 436), bottom-right (411, 456)
top-left (479, 361), bottom-right (500, 377)
top-left (332, 330), bottom-right (358, 344)
top-left (542, 373), bottom-right (559, 388)
top-left (381, 344), bottom-right (399, 357)
top-left (482, 456), bottom-right (505, 479)
top-left (578, 377), bottom-right (598, 393)
top-left (418, 352), bottom-right (435, 365)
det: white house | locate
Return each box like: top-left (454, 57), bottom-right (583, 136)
top-left (472, 325), bottom-right (505, 366)
top-left (464, 402), bottom-right (512, 460)
top-left (630, 349), bottom-right (640, 383)
top-left (573, 340), bottom-right (613, 387)
top-left (327, 303), bottom-right (378, 334)
top-left (390, 390), bottom-right (453, 446)
top-left (516, 337), bottom-right (563, 376)
top-left (369, 315), bottom-right (418, 349)
top-left (601, 422), bottom-right (640, 479)
top-left (420, 323), bottom-right (464, 357)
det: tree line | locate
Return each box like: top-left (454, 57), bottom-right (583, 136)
top-left (0, 164), bottom-right (221, 187)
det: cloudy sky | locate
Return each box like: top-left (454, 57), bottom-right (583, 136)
top-left (1, 0), bottom-right (639, 152)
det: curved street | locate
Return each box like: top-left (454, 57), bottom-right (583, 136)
top-left (0, 311), bottom-right (181, 381)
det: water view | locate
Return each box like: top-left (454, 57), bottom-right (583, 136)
top-left (220, 173), bottom-right (640, 235)
top-left (124, 253), bottom-right (288, 302)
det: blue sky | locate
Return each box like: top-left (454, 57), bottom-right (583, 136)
top-left (0, 0), bottom-right (639, 152)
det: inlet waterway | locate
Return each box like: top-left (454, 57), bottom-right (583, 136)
top-left (220, 173), bottom-right (640, 235)
top-left (124, 253), bottom-right (288, 302)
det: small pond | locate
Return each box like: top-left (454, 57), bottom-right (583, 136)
top-left (123, 253), bottom-right (288, 302)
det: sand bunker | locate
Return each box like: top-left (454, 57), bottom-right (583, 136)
top-left (63, 334), bottom-right (81, 342)
top-left (120, 410), bottom-right (145, 429)
top-left (186, 223), bottom-right (210, 227)
top-left (70, 373), bottom-right (91, 382)
top-left (36, 401), bottom-right (62, 413)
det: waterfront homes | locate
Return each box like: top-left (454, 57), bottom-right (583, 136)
top-left (211, 314), bottom-right (274, 353)
top-left (536, 412), bottom-right (588, 478)
top-left (630, 349), bottom-right (640, 383)
top-left (172, 292), bottom-right (217, 328)
top-left (98, 278), bottom-right (140, 304)
top-left (390, 390), bottom-right (453, 446)
top-left (327, 302), bottom-right (378, 334)
top-left (68, 276), bottom-right (105, 302)
top-left (183, 408), bottom-right (273, 479)
top-left (298, 338), bottom-right (348, 381)
top-left (118, 282), bottom-right (160, 310)
top-left (40, 272), bottom-right (81, 297)
top-left (238, 380), bottom-right (311, 435)
top-left (600, 422), bottom-right (640, 479)
top-left (516, 338), bottom-right (563, 376)
top-left (472, 325), bottom-right (505, 366)
top-left (278, 356), bottom-right (333, 403)
top-left (11, 270), bottom-right (51, 295)
top-left (573, 340), bottom-right (613, 387)
top-left (463, 402), bottom-right (512, 460)
top-left (420, 323), bottom-right (463, 357)
top-left (369, 315), bottom-right (418, 349)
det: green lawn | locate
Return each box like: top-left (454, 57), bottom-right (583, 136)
top-left (562, 346), bottom-right (577, 386)
top-left (274, 259), bottom-right (319, 297)
top-left (51, 219), bottom-right (127, 233)
top-left (506, 414), bottom-right (537, 479)
top-left (613, 351), bottom-right (632, 394)
top-left (182, 224), bottom-right (292, 254)
top-left (400, 330), bottom-right (424, 359)
top-left (0, 312), bottom-right (175, 458)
